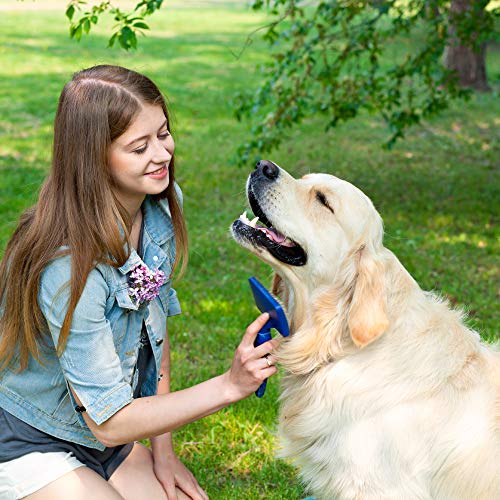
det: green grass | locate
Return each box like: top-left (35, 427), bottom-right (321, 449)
top-left (0, 1), bottom-right (498, 498)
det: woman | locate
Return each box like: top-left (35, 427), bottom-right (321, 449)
top-left (0, 65), bottom-right (278, 499)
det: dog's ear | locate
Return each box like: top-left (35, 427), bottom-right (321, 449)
top-left (348, 246), bottom-right (389, 347)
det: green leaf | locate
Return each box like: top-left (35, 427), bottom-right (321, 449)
top-left (133, 21), bottom-right (150, 30)
top-left (107, 32), bottom-right (118, 47)
top-left (65, 4), bottom-right (75, 20)
top-left (118, 26), bottom-right (137, 50)
top-left (74, 23), bottom-right (83, 41)
top-left (129, 31), bottom-right (138, 49)
top-left (69, 23), bottom-right (78, 38)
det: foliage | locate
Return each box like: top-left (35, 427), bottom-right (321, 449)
top-left (65, 0), bottom-right (162, 49)
top-left (62, 0), bottom-right (498, 160)
top-left (234, 0), bottom-right (499, 162)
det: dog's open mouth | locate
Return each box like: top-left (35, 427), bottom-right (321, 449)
top-left (232, 188), bottom-right (307, 266)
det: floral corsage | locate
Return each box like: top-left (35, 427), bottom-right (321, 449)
top-left (128, 263), bottom-right (167, 307)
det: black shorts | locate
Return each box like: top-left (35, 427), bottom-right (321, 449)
top-left (0, 407), bottom-right (133, 480)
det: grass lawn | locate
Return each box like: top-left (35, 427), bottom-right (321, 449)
top-left (0, 1), bottom-right (498, 498)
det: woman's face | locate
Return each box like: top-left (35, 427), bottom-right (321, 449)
top-left (108, 103), bottom-right (174, 213)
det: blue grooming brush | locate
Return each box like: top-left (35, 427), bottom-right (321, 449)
top-left (249, 277), bottom-right (290, 397)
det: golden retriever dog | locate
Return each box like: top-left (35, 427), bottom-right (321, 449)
top-left (231, 160), bottom-right (500, 499)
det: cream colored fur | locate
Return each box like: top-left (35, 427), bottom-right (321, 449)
top-left (238, 168), bottom-right (500, 499)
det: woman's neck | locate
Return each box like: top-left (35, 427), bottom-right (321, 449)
top-left (114, 193), bottom-right (145, 251)
top-left (129, 207), bottom-right (143, 251)
top-left (116, 193), bottom-right (146, 222)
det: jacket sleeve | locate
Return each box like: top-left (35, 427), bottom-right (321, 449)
top-left (38, 256), bottom-right (133, 425)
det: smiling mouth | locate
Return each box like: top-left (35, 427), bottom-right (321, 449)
top-left (231, 188), bottom-right (307, 266)
top-left (146, 165), bottom-right (167, 176)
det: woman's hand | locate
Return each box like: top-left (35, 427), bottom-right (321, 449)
top-left (153, 449), bottom-right (208, 500)
top-left (224, 313), bottom-right (279, 402)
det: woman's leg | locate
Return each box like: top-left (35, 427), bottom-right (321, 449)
top-left (25, 466), bottom-right (123, 500)
top-left (108, 442), bottom-right (191, 500)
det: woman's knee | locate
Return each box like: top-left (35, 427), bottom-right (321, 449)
top-left (115, 441), bottom-right (153, 470)
top-left (108, 442), bottom-right (166, 499)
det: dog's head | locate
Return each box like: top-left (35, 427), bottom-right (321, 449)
top-left (231, 161), bottom-right (389, 355)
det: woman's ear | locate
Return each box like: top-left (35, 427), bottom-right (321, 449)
top-left (348, 246), bottom-right (389, 347)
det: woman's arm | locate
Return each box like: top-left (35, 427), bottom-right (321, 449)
top-left (75, 313), bottom-right (277, 447)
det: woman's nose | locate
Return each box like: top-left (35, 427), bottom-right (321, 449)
top-left (152, 139), bottom-right (172, 163)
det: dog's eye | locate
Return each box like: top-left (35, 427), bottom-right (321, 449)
top-left (316, 191), bottom-right (334, 213)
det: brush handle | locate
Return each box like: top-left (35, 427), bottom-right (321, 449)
top-left (254, 329), bottom-right (272, 398)
top-left (255, 379), bottom-right (268, 398)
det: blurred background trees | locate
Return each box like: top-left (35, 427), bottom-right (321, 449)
top-left (64, 0), bottom-right (498, 159)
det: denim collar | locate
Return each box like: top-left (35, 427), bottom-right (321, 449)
top-left (143, 195), bottom-right (175, 246)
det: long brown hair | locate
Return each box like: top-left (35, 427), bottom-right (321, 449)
top-left (0, 65), bottom-right (188, 371)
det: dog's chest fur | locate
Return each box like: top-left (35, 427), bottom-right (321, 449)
top-left (276, 336), bottom-right (500, 500)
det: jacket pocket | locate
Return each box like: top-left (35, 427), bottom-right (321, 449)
top-left (115, 286), bottom-right (139, 312)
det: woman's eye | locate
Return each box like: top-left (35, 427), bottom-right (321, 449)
top-left (133, 131), bottom-right (169, 154)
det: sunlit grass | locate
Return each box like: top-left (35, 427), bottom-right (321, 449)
top-left (0, 1), bottom-right (498, 498)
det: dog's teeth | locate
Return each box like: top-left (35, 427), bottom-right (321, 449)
top-left (238, 211), bottom-right (259, 228)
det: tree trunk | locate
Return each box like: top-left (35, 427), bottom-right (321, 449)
top-left (444, 0), bottom-right (490, 91)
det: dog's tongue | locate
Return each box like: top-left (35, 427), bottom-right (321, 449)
top-left (257, 226), bottom-right (295, 247)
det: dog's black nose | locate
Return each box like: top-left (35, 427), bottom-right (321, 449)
top-left (256, 159), bottom-right (279, 180)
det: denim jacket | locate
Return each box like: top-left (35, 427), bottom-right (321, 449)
top-left (0, 190), bottom-right (182, 450)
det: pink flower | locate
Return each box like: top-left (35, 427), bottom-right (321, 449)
top-left (128, 263), bottom-right (166, 306)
